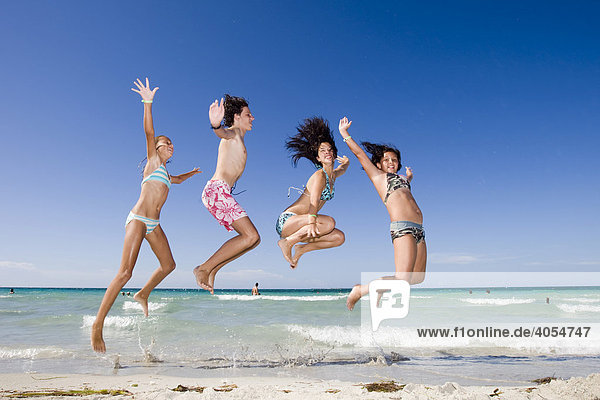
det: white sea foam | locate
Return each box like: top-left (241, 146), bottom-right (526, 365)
top-left (0, 346), bottom-right (67, 359)
top-left (411, 296), bottom-right (432, 299)
top-left (122, 301), bottom-right (166, 311)
top-left (81, 315), bottom-right (141, 329)
top-left (460, 298), bottom-right (535, 306)
top-left (562, 298), bottom-right (600, 304)
top-left (286, 324), bottom-right (600, 354)
top-left (557, 304), bottom-right (600, 313)
top-left (216, 294), bottom-right (347, 302)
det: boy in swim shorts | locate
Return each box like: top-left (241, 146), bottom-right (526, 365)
top-left (194, 95), bottom-right (261, 293)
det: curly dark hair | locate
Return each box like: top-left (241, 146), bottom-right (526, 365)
top-left (361, 141), bottom-right (402, 169)
top-left (223, 94), bottom-right (249, 127)
top-left (286, 117), bottom-right (338, 168)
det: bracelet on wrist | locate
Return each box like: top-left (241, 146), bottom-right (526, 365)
top-left (142, 100), bottom-right (153, 104)
top-left (343, 135), bottom-right (352, 142)
top-left (211, 124), bottom-right (222, 130)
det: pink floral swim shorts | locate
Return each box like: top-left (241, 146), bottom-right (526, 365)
top-left (202, 179), bottom-right (247, 232)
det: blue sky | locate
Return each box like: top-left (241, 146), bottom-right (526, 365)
top-left (2, 1), bottom-right (599, 289)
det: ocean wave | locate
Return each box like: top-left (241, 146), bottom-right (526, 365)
top-left (0, 346), bottom-right (67, 359)
top-left (81, 315), bottom-right (142, 329)
top-left (287, 324), bottom-right (363, 346)
top-left (460, 298), bottom-right (535, 306)
top-left (216, 294), bottom-right (347, 302)
top-left (562, 298), bottom-right (600, 304)
top-left (557, 304), bottom-right (600, 313)
top-left (122, 301), bottom-right (166, 312)
top-left (286, 324), bottom-right (600, 355)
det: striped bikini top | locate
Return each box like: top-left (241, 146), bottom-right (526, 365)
top-left (384, 173), bottom-right (410, 203)
top-left (142, 164), bottom-right (171, 189)
top-left (320, 168), bottom-right (335, 201)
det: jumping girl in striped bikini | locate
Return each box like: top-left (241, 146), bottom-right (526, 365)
top-left (91, 78), bottom-right (200, 352)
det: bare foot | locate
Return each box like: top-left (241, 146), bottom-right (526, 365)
top-left (346, 285), bottom-right (362, 311)
top-left (277, 238), bottom-right (294, 267)
top-left (91, 321), bottom-right (106, 353)
top-left (208, 270), bottom-right (217, 295)
top-left (133, 291), bottom-right (149, 317)
top-left (290, 243), bottom-right (306, 269)
top-left (193, 266), bottom-right (214, 294)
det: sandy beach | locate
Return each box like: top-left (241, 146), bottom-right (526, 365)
top-left (0, 373), bottom-right (599, 399)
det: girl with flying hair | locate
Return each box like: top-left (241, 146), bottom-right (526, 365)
top-left (338, 117), bottom-right (426, 311)
top-left (276, 117), bottom-right (349, 269)
top-left (91, 78), bottom-right (201, 352)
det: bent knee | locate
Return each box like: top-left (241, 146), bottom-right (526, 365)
top-left (321, 216), bottom-right (336, 232)
top-left (242, 230), bottom-right (261, 249)
top-left (117, 269), bottom-right (133, 283)
top-left (333, 229), bottom-right (345, 246)
top-left (163, 261), bottom-right (176, 273)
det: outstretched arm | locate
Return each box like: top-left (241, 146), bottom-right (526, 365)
top-left (405, 166), bottom-right (413, 182)
top-left (171, 167), bottom-right (202, 184)
top-left (338, 117), bottom-right (381, 180)
top-left (131, 77), bottom-right (159, 160)
top-left (333, 156), bottom-right (350, 178)
top-left (208, 98), bottom-right (236, 140)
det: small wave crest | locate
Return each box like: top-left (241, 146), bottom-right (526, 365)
top-left (216, 294), bottom-right (347, 302)
top-left (0, 346), bottom-right (67, 359)
top-left (562, 298), bottom-right (600, 304)
top-left (557, 304), bottom-right (600, 313)
top-left (81, 315), bottom-right (141, 329)
top-left (460, 298), bottom-right (535, 306)
top-left (287, 324), bottom-right (362, 346)
top-left (122, 301), bottom-right (166, 312)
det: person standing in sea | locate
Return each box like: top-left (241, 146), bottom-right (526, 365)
top-left (91, 78), bottom-right (201, 353)
top-left (193, 95), bottom-right (260, 293)
top-left (337, 117), bottom-right (426, 311)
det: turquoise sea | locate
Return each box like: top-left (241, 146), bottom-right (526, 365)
top-left (1, 286), bottom-right (599, 386)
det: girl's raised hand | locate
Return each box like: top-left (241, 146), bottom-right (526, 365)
top-left (209, 98), bottom-right (225, 127)
top-left (338, 116), bottom-right (352, 133)
top-left (131, 77), bottom-right (159, 102)
top-left (405, 166), bottom-right (413, 181)
top-left (336, 155), bottom-right (349, 166)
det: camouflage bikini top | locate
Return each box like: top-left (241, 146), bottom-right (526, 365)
top-left (384, 173), bottom-right (410, 204)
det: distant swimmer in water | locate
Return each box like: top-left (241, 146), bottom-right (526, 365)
top-left (252, 282), bottom-right (260, 296)
top-left (9, 288), bottom-right (14, 294)
top-left (91, 78), bottom-right (201, 353)
top-left (338, 117), bottom-right (427, 311)
top-left (276, 117), bottom-right (348, 269)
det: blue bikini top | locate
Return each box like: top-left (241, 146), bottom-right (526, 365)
top-left (320, 168), bottom-right (335, 201)
top-left (142, 164), bottom-right (171, 189)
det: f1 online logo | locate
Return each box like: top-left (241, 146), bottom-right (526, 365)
top-left (369, 280), bottom-right (410, 331)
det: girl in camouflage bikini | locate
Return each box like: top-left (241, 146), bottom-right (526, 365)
top-left (338, 117), bottom-right (427, 311)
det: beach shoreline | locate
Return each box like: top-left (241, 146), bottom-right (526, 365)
top-left (1, 372), bottom-right (599, 399)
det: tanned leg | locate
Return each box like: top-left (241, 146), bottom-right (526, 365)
top-left (91, 221), bottom-right (145, 353)
top-left (291, 228), bottom-right (345, 269)
top-left (133, 225), bottom-right (176, 316)
top-left (277, 214), bottom-right (335, 266)
top-left (194, 216), bottom-right (260, 293)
